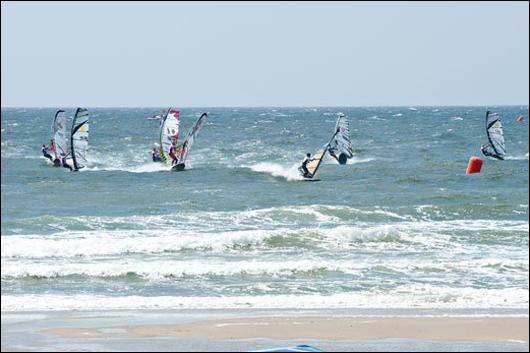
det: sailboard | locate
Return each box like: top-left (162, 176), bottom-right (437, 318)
top-left (328, 113), bottom-right (353, 164)
top-left (480, 111), bottom-right (506, 160)
top-left (299, 130), bottom-right (340, 179)
top-left (172, 112), bottom-right (208, 171)
top-left (159, 108), bottom-right (180, 164)
top-left (50, 110), bottom-right (69, 166)
top-left (69, 108), bottom-right (90, 171)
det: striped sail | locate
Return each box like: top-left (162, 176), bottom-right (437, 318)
top-left (177, 113), bottom-right (208, 165)
top-left (481, 111), bottom-right (506, 160)
top-left (328, 113), bottom-right (353, 164)
top-left (70, 108), bottom-right (89, 170)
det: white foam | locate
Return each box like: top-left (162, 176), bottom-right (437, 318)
top-left (1, 258), bottom-right (362, 280)
top-left (249, 162), bottom-right (303, 181)
top-left (505, 154), bottom-right (529, 161)
top-left (2, 210), bottom-right (527, 258)
top-left (2, 222), bottom-right (528, 281)
top-left (2, 286), bottom-right (528, 311)
top-left (1, 228), bottom-right (285, 258)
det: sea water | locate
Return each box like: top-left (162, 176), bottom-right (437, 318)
top-left (1, 106), bottom-right (528, 312)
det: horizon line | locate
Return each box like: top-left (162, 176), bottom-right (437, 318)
top-left (1, 103), bottom-right (529, 109)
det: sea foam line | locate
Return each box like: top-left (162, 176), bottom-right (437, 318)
top-left (1, 219), bottom-right (529, 259)
top-left (2, 220), bottom-right (527, 258)
top-left (2, 286), bottom-right (528, 311)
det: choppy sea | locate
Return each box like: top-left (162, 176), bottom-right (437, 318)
top-left (1, 106), bottom-right (528, 313)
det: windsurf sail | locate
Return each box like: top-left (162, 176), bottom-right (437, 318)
top-left (69, 108), bottom-right (90, 170)
top-left (328, 113), bottom-right (353, 164)
top-left (300, 130), bottom-right (340, 179)
top-left (50, 110), bottom-right (69, 159)
top-left (177, 112), bottom-right (208, 165)
top-left (159, 108), bottom-right (180, 163)
top-left (481, 111), bottom-right (506, 160)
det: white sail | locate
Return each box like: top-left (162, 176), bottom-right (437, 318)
top-left (177, 113), bottom-right (208, 165)
top-left (481, 111), bottom-right (506, 160)
top-left (159, 108), bottom-right (180, 164)
top-left (70, 108), bottom-right (89, 170)
top-left (51, 110), bottom-right (69, 159)
top-left (328, 113), bottom-right (353, 164)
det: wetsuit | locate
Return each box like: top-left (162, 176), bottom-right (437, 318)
top-left (152, 150), bottom-right (162, 162)
top-left (61, 157), bottom-right (74, 171)
top-left (168, 146), bottom-right (178, 166)
top-left (301, 157), bottom-right (311, 177)
top-left (42, 146), bottom-right (54, 161)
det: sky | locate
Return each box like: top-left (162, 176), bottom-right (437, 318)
top-left (1, 1), bottom-right (528, 107)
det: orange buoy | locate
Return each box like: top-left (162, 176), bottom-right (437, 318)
top-left (466, 156), bottom-right (483, 174)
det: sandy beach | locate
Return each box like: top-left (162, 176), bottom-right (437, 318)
top-left (45, 316), bottom-right (529, 342)
top-left (2, 310), bottom-right (528, 351)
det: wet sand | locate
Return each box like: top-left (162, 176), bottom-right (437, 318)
top-left (45, 316), bottom-right (528, 342)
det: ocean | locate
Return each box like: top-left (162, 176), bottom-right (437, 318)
top-left (1, 106), bottom-right (528, 313)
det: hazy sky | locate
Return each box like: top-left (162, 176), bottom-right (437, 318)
top-left (2, 1), bottom-right (528, 107)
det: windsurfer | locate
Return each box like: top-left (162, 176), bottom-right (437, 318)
top-left (168, 139), bottom-right (178, 166)
top-left (300, 153), bottom-right (312, 177)
top-left (41, 144), bottom-right (54, 162)
top-left (60, 153), bottom-right (74, 171)
top-left (151, 148), bottom-right (162, 162)
top-left (481, 144), bottom-right (504, 161)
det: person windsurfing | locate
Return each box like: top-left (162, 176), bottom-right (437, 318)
top-left (151, 148), bottom-right (162, 162)
top-left (298, 128), bottom-right (341, 179)
top-left (481, 144), bottom-right (504, 160)
top-left (60, 153), bottom-right (74, 171)
top-left (41, 144), bottom-right (54, 162)
top-left (168, 138), bottom-right (178, 166)
top-left (300, 153), bottom-right (313, 178)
